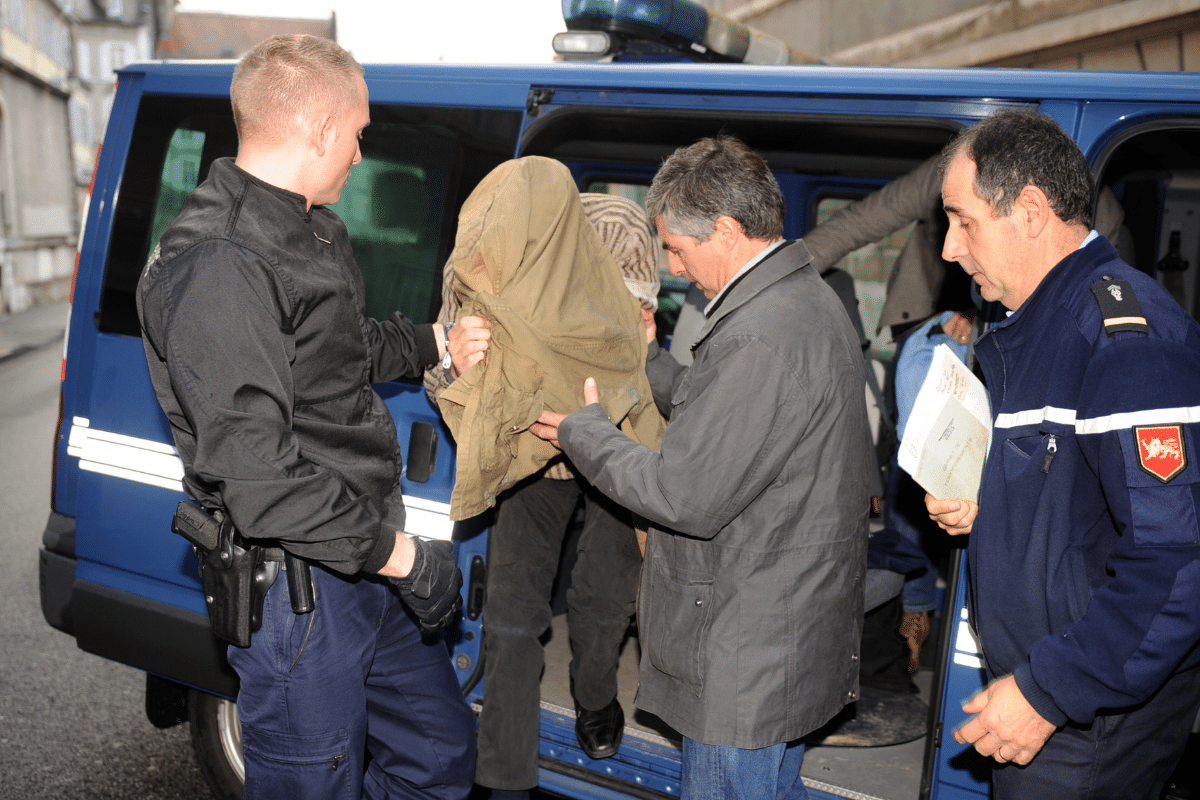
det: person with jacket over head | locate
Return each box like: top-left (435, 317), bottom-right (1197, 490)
top-left (137, 34), bottom-right (488, 800)
top-left (531, 134), bottom-right (873, 800)
top-left (927, 107), bottom-right (1200, 799)
top-left (423, 175), bottom-right (661, 800)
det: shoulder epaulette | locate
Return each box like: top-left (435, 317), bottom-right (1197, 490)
top-left (1090, 275), bottom-right (1148, 336)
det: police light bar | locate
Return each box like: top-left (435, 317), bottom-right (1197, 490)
top-left (553, 30), bottom-right (616, 58)
top-left (560, 0), bottom-right (821, 65)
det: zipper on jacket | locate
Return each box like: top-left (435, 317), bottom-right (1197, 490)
top-left (1041, 434), bottom-right (1057, 473)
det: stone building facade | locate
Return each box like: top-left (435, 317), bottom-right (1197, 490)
top-left (0, 1), bottom-right (334, 316)
top-left (0, 0), bottom-right (76, 313)
top-left (703, 0), bottom-right (1200, 70)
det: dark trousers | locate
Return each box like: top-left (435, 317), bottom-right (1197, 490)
top-left (859, 593), bottom-right (917, 694)
top-left (475, 474), bottom-right (642, 790)
top-left (991, 663), bottom-right (1200, 800)
top-left (228, 565), bottom-right (476, 800)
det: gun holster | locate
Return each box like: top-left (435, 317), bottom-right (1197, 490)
top-left (172, 501), bottom-right (280, 648)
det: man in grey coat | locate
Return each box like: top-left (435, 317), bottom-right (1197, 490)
top-left (532, 135), bottom-right (872, 800)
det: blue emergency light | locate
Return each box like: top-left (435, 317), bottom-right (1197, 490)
top-left (557, 0), bottom-right (820, 64)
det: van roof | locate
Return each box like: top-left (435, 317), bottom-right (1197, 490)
top-left (121, 59), bottom-right (1200, 105)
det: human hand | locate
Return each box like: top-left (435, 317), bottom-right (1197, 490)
top-left (447, 316), bottom-right (491, 378)
top-left (925, 493), bottom-right (978, 535)
top-left (529, 377), bottom-right (600, 449)
top-left (390, 538), bottom-right (463, 633)
top-left (953, 674), bottom-right (1056, 765)
top-left (641, 307), bottom-right (657, 345)
top-left (943, 311), bottom-right (974, 345)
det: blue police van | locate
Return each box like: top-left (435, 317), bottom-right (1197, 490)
top-left (37, 1), bottom-right (1200, 798)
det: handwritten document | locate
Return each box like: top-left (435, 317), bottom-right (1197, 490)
top-left (898, 344), bottom-right (991, 501)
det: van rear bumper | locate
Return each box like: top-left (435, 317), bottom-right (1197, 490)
top-left (39, 511), bottom-right (238, 699)
top-left (39, 511), bottom-right (76, 634)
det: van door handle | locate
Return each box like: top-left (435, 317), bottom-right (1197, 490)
top-left (466, 554), bottom-right (486, 621)
top-left (406, 421), bottom-right (438, 483)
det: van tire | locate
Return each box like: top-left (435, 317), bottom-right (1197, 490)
top-left (189, 690), bottom-right (245, 800)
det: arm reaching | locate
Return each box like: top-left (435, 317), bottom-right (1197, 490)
top-left (531, 377), bottom-right (601, 449)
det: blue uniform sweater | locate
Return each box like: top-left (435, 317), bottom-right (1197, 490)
top-left (971, 236), bottom-right (1200, 727)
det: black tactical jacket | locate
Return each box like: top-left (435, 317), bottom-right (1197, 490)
top-left (138, 158), bottom-right (438, 575)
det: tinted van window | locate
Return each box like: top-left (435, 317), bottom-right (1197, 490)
top-left (99, 96), bottom-right (520, 340)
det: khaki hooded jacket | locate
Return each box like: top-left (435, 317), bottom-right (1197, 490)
top-left (438, 157), bottom-right (665, 520)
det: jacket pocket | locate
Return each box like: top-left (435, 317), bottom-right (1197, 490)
top-left (644, 565), bottom-right (714, 697)
top-left (1002, 433), bottom-right (1053, 481)
top-left (668, 372), bottom-right (693, 415)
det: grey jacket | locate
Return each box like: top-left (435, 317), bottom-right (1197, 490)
top-left (560, 241), bottom-right (871, 747)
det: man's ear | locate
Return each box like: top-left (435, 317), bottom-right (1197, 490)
top-left (311, 112), bottom-right (335, 158)
top-left (1015, 184), bottom-right (1052, 238)
top-left (712, 215), bottom-right (742, 247)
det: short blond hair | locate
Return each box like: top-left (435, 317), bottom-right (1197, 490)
top-left (231, 34), bottom-right (363, 147)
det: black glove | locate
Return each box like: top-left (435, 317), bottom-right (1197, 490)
top-left (390, 538), bottom-right (463, 634)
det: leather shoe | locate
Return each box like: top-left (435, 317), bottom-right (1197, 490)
top-left (574, 697), bottom-right (625, 759)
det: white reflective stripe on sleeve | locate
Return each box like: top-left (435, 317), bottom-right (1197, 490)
top-left (994, 406), bottom-right (1077, 430)
top-left (994, 405), bottom-right (1200, 435)
top-left (1075, 405), bottom-right (1200, 435)
top-left (67, 417), bottom-right (185, 491)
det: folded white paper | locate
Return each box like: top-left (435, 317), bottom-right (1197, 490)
top-left (897, 344), bottom-right (991, 501)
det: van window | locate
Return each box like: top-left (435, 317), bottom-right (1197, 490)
top-left (1095, 125), bottom-right (1200, 323)
top-left (330, 131), bottom-right (459, 323)
top-left (149, 128), bottom-right (206, 253)
top-left (98, 96), bottom-right (521, 344)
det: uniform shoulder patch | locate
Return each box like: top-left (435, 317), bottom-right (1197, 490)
top-left (1135, 424), bottom-right (1187, 483)
top-left (1090, 275), bottom-right (1148, 335)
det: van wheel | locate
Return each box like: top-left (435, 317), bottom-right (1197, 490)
top-left (189, 690), bottom-right (245, 800)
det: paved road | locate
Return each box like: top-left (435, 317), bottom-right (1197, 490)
top-left (0, 303), bottom-right (214, 799)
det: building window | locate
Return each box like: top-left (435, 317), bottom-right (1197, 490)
top-left (5, 0), bottom-right (31, 40)
top-left (100, 40), bottom-right (136, 79)
top-left (34, 5), bottom-right (71, 70)
top-left (69, 96), bottom-right (93, 147)
top-left (105, 0), bottom-right (121, 19)
top-left (77, 40), bottom-right (91, 80)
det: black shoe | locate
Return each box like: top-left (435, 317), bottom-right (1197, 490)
top-left (574, 697), bottom-right (625, 759)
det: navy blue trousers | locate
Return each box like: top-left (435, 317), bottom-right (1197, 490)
top-left (228, 565), bottom-right (476, 800)
top-left (991, 663), bottom-right (1200, 800)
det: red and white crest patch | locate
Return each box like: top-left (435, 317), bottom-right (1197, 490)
top-left (1135, 425), bottom-right (1187, 483)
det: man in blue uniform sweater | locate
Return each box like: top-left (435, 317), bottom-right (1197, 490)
top-left (927, 108), bottom-right (1200, 799)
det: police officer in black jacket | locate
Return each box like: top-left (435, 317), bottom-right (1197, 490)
top-left (138, 34), bottom-right (488, 800)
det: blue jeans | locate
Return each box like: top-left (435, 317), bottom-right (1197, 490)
top-left (680, 737), bottom-right (809, 800)
top-left (228, 565), bottom-right (475, 800)
top-left (883, 450), bottom-right (937, 613)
